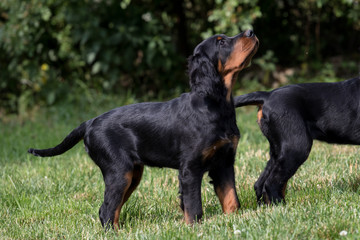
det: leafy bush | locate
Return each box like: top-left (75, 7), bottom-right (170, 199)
top-left (0, 0), bottom-right (188, 114)
top-left (0, 0), bottom-right (359, 115)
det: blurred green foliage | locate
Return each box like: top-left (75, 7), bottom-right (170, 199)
top-left (0, 0), bottom-right (359, 115)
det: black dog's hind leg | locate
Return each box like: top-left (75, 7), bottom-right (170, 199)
top-left (260, 120), bottom-right (313, 204)
top-left (179, 167), bottom-right (204, 224)
top-left (99, 166), bottom-right (133, 230)
top-left (262, 149), bottom-right (310, 204)
top-left (95, 148), bottom-right (138, 231)
top-left (178, 174), bottom-right (185, 212)
top-left (209, 165), bottom-right (240, 213)
top-left (121, 164), bottom-right (144, 207)
top-left (254, 147), bottom-right (276, 204)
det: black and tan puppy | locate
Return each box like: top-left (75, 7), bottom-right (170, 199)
top-left (234, 77), bottom-right (360, 205)
top-left (28, 30), bottom-right (259, 228)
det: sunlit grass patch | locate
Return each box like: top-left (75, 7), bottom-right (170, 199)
top-left (0, 106), bottom-right (359, 239)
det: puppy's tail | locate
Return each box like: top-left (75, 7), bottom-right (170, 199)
top-left (28, 122), bottom-right (87, 157)
top-left (234, 91), bottom-right (270, 107)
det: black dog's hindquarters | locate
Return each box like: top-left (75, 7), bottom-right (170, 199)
top-left (234, 77), bottom-right (360, 205)
top-left (28, 30), bottom-right (259, 228)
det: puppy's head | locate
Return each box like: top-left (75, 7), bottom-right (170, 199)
top-left (189, 30), bottom-right (259, 100)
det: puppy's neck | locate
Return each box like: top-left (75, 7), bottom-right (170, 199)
top-left (218, 59), bottom-right (239, 102)
top-left (222, 72), bottom-right (239, 102)
top-left (188, 58), bottom-right (232, 105)
top-left (191, 78), bottom-right (233, 105)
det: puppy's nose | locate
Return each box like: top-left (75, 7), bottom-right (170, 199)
top-left (245, 29), bottom-right (254, 37)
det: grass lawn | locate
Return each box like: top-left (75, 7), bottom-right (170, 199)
top-left (0, 99), bottom-right (359, 239)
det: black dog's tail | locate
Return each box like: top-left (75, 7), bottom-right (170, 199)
top-left (234, 91), bottom-right (270, 107)
top-left (28, 122), bottom-right (87, 157)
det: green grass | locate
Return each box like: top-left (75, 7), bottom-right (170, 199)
top-left (1, 101), bottom-right (359, 239)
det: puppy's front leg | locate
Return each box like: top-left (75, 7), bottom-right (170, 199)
top-left (179, 167), bottom-right (204, 224)
top-left (209, 165), bottom-right (240, 213)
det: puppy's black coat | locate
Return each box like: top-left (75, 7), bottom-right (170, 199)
top-left (28, 30), bottom-right (259, 228)
top-left (234, 77), bottom-right (360, 204)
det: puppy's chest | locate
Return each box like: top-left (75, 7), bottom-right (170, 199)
top-left (201, 135), bottom-right (239, 165)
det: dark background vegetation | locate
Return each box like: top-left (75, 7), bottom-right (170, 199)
top-left (0, 0), bottom-right (359, 116)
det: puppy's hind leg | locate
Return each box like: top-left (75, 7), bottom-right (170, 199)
top-left (121, 164), bottom-right (144, 207)
top-left (262, 130), bottom-right (313, 204)
top-left (98, 159), bottom-right (134, 230)
top-left (178, 174), bottom-right (185, 212)
top-left (254, 147), bottom-right (276, 204)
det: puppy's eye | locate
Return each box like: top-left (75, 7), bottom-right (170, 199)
top-left (217, 36), bottom-right (225, 46)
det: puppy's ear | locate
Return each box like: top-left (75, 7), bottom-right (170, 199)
top-left (188, 54), bottom-right (223, 97)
